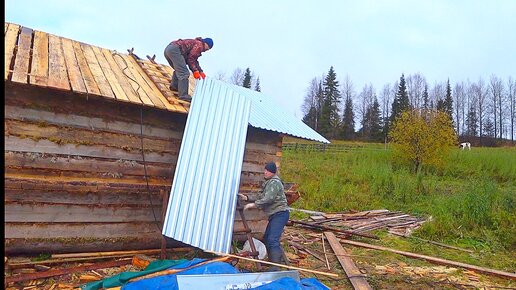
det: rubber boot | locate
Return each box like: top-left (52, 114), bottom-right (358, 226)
top-left (169, 72), bottom-right (178, 92)
top-left (178, 78), bottom-right (192, 102)
top-left (267, 248), bottom-right (284, 272)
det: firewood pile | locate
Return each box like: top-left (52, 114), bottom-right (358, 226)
top-left (306, 209), bottom-right (427, 236)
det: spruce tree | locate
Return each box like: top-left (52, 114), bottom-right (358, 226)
top-left (341, 96), bottom-right (355, 140)
top-left (466, 105), bottom-right (478, 136)
top-left (319, 67), bottom-right (341, 139)
top-left (422, 85), bottom-right (429, 110)
top-left (302, 107), bottom-right (318, 129)
top-left (242, 67), bottom-right (252, 88)
top-left (444, 79), bottom-right (454, 121)
top-left (389, 74), bottom-right (410, 130)
top-left (254, 77), bottom-right (261, 92)
top-left (369, 98), bottom-right (383, 141)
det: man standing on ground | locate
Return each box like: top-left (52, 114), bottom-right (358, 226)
top-left (164, 37), bottom-right (213, 102)
top-left (240, 162), bottom-right (290, 270)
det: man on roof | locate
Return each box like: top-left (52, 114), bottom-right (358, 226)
top-left (164, 37), bottom-right (213, 102)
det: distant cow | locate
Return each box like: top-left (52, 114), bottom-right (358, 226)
top-left (459, 142), bottom-right (471, 150)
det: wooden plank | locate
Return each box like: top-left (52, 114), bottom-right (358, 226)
top-left (47, 34), bottom-right (71, 90)
top-left (4, 22), bottom-right (20, 80)
top-left (80, 43), bottom-right (114, 98)
top-left (101, 48), bottom-right (141, 103)
top-left (5, 135), bottom-right (177, 164)
top-left (338, 238), bottom-right (516, 280)
top-left (125, 55), bottom-right (172, 109)
top-left (5, 105), bottom-right (185, 140)
top-left (324, 232), bottom-right (372, 290)
top-left (5, 202), bottom-right (162, 223)
top-left (5, 222), bottom-right (160, 239)
top-left (72, 40), bottom-right (101, 95)
top-left (11, 26), bottom-right (32, 83)
top-left (30, 30), bottom-right (49, 86)
top-left (61, 37), bottom-right (87, 93)
top-left (112, 53), bottom-right (153, 106)
top-left (91, 45), bottom-right (129, 101)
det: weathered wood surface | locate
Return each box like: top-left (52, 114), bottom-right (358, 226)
top-left (4, 22), bottom-right (20, 79)
top-left (324, 232), bottom-right (372, 290)
top-left (4, 21), bottom-right (189, 113)
top-left (30, 30), bottom-right (49, 86)
top-left (4, 87), bottom-right (282, 253)
top-left (11, 26), bottom-right (32, 83)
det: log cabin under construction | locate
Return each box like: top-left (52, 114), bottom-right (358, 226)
top-left (4, 22), bottom-right (328, 254)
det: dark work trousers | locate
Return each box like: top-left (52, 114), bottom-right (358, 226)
top-left (263, 210), bottom-right (290, 269)
top-left (163, 43), bottom-right (190, 99)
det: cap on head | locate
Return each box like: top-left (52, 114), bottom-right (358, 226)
top-left (264, 162), bottom-right (277, 174)
top-left (203, 38), bottom-right (213, 49)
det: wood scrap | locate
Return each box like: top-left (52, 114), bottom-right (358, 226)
top-left (6, 258), bottom-right (132, 284)
top-left (337, 238), bottom-right (516, 280)
top-left (8, 255), bottom-right (140, 269)
top-left (51, 248), bottom-right (191, 259)
top-left (206, 251), bottom-right (339, 278)
top-left (290, 219), bottom-right (378, 239)
top-left (324, 232), bottom-right (373, 290)
top-left (321, 233), bottom-right (331, 270)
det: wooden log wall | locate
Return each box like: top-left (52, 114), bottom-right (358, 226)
top-left (4, 84), bottom-right (283, 254)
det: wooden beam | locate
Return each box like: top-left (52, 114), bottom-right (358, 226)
top-left (324, 232), bottom-right (372, 290)
top-left (6, 258), bottom-right (131, 283)
top-left (338, 238), bottom-right (516, 280)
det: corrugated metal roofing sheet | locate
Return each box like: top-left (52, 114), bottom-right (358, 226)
top-left (229, 83), bottom-right (330, 144)
top-left (162, 78), bottom-right (251, 253)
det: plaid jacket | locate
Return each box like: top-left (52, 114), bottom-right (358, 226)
top-left (172, 37), bottom-right (206, 72)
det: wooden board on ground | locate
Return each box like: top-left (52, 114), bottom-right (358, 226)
top-left (324, 232), bottom-right (373, 290)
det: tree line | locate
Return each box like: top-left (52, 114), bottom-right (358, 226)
top-left (301, 67), bottom-right (516, 145)
top-left (215, 67), bottom-right (261, 91)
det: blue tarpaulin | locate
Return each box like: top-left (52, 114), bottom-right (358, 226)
top-left (121, 258), bottom-right (329, 290)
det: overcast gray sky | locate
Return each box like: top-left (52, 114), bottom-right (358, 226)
top-left (5, 0), bottom-right (516, 118)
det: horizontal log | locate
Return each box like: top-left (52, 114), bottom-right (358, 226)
top-left (6, 119), bottom-right (182, 154)
top-left (5, 202), bottom-right (163, 223)
top-left (5, 87), bottom-right (186, 131)
top-left (5, 104), bottom-right (184, 138)
top-left (5, 188), bottom-right (163, 205)
top-left (5, 222), bottom-right (161, 239)
top-left (5, 135), bottom-right (177, 163)
top-left (4, 167), bottom-right (170, 185)
top-left (5, 235), bottom-right (189, 255)
top-left (5, 151), bottom-right (174, 178)
top-left (5, 175), bottom-right (171, 194)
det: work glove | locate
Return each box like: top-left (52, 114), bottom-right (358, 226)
top-left (244, 203), bottom-right (256, 210)
top-left (193, 71), bottom-right (201, 80)
top-left (200, 72), bottom-right (206, 79)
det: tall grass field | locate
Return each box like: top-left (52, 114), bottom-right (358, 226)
top-left (281, 141), bottom-right (516, 270)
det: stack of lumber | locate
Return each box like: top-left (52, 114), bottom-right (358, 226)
top-left (309, 209), bottom-right (426, 236)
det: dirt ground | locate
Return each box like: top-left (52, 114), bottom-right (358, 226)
top-left (5, 225), bottom-right (516, 289)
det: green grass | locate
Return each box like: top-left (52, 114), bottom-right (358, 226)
top-left (282, 143), bottom-right (516, 271)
